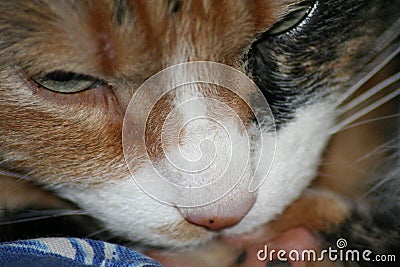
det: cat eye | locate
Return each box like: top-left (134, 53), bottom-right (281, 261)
top-left (35, 71), bottom-right (104, 93)
top-left (266, 0), bottom-right (314, 35)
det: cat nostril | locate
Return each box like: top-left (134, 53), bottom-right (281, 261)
top-left (180, 196), bottom-right (256, 231)
top-left (184, 215), bottom-right (243, 231)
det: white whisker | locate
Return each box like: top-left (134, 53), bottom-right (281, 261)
top-left (335, 44), bottom-right (400, 107)
top-left (339, 72), bottom-right (400, 114)
top-left (340, 113), bottom-right (400, 131)
top-left (333, 19), bottom-right (400, 107)
top-left (331, 87), bottom-right (400, 134)
top-left (0, 169), bottom-right (27, 179)
top-left (85, 228), bottom-right (112, 238)
top-left (355, 138), bottom-right (398, 164)
top-left (363, 176), bottom-right (396, 199)
top-left (362, 138), bottom-right (399, 198)
top-left (372, 17), bottom-right (400, 55)
top-left (0, 209), bottom-right (88, 226)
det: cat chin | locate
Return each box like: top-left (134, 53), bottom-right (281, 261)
top-left (55, 102), bottom-right (336, 248)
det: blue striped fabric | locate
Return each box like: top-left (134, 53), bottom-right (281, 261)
top-left (0, 237), bottom-right (163, 267)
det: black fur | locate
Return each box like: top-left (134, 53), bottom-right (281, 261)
top-left (247, 0), bottom-right (391, 129)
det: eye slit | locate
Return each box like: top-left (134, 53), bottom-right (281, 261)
top-left (267, 0), bottom-right (314, 35)
top-left (44, 71), bottom-right (82, 82)
top-left (35, 71), bottom-right (104, 93)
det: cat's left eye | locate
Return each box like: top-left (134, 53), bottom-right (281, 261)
top-left (35, 71), bottom-right (103, 93)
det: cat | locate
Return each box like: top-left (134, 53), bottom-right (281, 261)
top-left (0, 0), bottom-right (399, 266)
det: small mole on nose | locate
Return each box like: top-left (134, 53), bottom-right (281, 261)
top-left (209, 219), bottom-right (214, 224)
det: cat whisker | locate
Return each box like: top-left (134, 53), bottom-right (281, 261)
top-left (371, 17), bottom-right (400, 57)
top-left (330, 19), bottom-right (400, 134)
top-left (84, 228), bottom-right (110, 239)
top-left (338, 72), bottom-right (400, 115)
top-left (362, 139), bottom-right (399, 198)
top-left (363, 176), bottom-right (396, 199)
top-left (338, 113), bottom-right (400, 131)
top-left (355, 137), bottom-right (398, 164)
top-left (330, 85), bottom-right (400, 134)
top-left (0, 162), bottom-right (36, 181)
top-left (334, 44), bottom-right (400, 109)
top-left (0, 208), bottom-right (88, 226)
top-left (0, 169), bottom-right (28, 179)
top-left (334, 17), bottom-right (400, 108)
top-left (342, 113), bottom-right (400, 131)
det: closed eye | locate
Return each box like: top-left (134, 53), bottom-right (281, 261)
top-left (34, 71), bottom-right (104, 93)
top-left (266, 0), bottom-right (314, 35)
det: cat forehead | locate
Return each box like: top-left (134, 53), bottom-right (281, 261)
top-left (0, 0), bottom-right (294, 78)
top-left (77, 0), bottom-right (274, 73)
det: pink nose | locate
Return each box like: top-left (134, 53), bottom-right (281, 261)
top-left (179, 192), bottom-right (256, 231)
top-left (184, 215), bottom-right (244, 231)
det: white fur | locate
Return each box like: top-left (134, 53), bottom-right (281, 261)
top-left (225, 101), bottom-right (336, 235)
top-left (58, 177), bottom-right (213, 248)
top-left (56, 100), bottom-right (336, 248)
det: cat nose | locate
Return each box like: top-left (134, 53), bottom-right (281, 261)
top-left (180, 196), bottom-right (256, 231)
top-left (184, 215), bottom-right (243, 231)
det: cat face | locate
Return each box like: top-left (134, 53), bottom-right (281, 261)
top-left (0, 0), bottom-right (380, 247)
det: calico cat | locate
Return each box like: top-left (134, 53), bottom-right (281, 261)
top-left (0, 0), bottom-right (399, 266)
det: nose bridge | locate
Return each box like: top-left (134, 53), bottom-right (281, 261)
top-left (140, 65), bottom-right (256, 160)
top-left (158, 76), bottom-right (258, 228)
top-left (123, 62), bottom-right (266, 208)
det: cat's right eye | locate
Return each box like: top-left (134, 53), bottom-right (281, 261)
top-left (35, 71), bottom-right (104, 93)
top-left (266, 0), bottom-right (314, 35)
